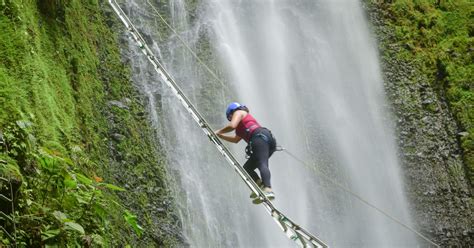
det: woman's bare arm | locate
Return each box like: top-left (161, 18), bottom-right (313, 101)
top-left (215, 110), bottom-right (246, 143)
top-left (216, 133), bottom-right (242, 143)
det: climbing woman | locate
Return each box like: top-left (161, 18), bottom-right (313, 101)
top-left (215, 102), bottom-right (277, 203)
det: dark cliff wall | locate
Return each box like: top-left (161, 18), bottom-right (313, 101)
top-left (364, 1), bottom-right (473, 246)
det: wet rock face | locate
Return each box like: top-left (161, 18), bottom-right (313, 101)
top-left (108, 99), bottom-right (131, 110)
top-left (364, 2), bottom-right (473, 247)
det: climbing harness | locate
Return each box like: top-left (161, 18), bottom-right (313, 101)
top-left (245, 143), bottom-right (253, 158)
top-left (245, 129), bottom-right (275, 158)
top-left (254, 131), bottom-right (273, 144)
top-left (108, 1), bottom-right (328, 247)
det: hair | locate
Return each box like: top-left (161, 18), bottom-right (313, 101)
top-left (237, 106), bottom-right (249, 113)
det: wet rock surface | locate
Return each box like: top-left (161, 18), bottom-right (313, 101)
top-left (364, 2), bottom-right (473, 246)
top-left (108, 99), bottom-right (131, 110)
top-left (98, 2), bottom-right (185, 246)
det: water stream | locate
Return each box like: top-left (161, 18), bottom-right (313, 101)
top-left (120, 0), bottom-right (420, 247)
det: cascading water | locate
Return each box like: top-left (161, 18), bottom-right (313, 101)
top-left (119, 0), bottom-right (421, 247)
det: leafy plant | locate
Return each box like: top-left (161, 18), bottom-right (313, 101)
top-left (0, 120), bottom-right (141, 247)
top-left (123, 210), bottom-right (143, 237)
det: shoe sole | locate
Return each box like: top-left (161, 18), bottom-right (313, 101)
top-left (250, 185), bottom-right (264, 198)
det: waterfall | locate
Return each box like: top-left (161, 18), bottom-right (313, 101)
top-left (120, 0), bottom-right (419, 247)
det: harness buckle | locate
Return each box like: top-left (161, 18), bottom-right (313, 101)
top-left (245, 141), bottom-right (253, 158)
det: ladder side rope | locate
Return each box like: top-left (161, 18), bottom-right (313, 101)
top-left (142, 1), bottom-right (440, 246)
top-left (108, 1), bottom-right (328, 247)
top-left (281, 148), bottom-right (440, 248)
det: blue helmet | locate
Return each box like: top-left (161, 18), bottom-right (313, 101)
top-left (226, 102), bottom-right (244, 121)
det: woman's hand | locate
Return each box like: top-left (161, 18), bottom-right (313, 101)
top-left (214, 130), bottom-right (223, 137)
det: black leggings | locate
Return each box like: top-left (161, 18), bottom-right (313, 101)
top-left (243, 128), bottom-right (276, 188)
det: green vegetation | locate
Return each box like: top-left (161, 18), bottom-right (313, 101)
top-left (374, 0), bottom-right (473, 185)
top-left (1, 0), bottom-right (181, 246)
top-left (1, 120), bottom-right (132, 246)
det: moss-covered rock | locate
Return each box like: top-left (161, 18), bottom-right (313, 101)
top-left (364, 1), bottom-right (473, 246)
top-left (0, 0), bottom-right (182, 246)
top-left (366, 0), bottom-right (473, 186)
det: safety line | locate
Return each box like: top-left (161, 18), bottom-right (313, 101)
top-left (108, 1), bottom-right (328, 247)
top-left (142, 2), bottom-right (441, 246)
top-left (146, 0), bottom-right (228, 89)
top-left (280, 148), bottom-right (440, 248)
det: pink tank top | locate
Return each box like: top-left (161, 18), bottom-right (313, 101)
top-left (236, 114), bottom-right (261, 143)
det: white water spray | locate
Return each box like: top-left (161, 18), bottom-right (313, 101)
top-left (120, 0), bottom-right (420, 246)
